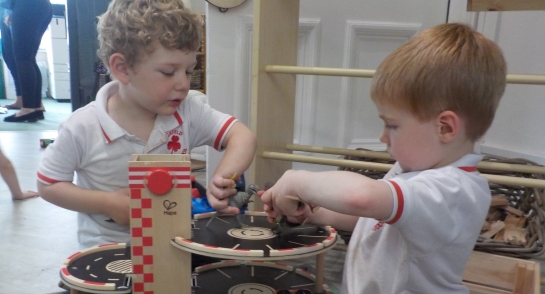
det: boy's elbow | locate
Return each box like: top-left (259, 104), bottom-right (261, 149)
top-left (231, 124), bottom-right (256, 148)
top-left (239, 123), bottom-right (256, 141)
top-left (248, 132), bottom-right (257, 150)
top-left (346, 193), bottom-right (371, 214)
top-left (37, 182), bottom-right (53, 201)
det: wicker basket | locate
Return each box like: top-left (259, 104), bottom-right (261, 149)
top-left (475, 156), bottom-right (545, 258)
top-left (338, 149), bottom-right (545, 258)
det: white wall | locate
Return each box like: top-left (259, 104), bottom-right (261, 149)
top-left (449, 1), bottom-right (545, 164)
top-left (201, 1), bottom-right (545, 184)
top-left (187, 0), bottom-right (206, 13)
top-left (479, 12), bottom-right (545, 164)
top-left (204, 0), bottom-right (450, 182)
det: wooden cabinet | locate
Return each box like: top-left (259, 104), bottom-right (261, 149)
top-left (191, 15), bottom-right (206, 94)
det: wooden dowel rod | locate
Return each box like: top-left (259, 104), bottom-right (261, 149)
top-left (286, 144), bottom-right (392, 160)
top-left (265, 65), bottom-right (545, 85)
top-left (473, 161), bottom-right (544, 175)
top-left (262, 151), bottom-right (392, 172)
top-left (265, 65), bottom-right (375, 78)
top-left (286, 144), bottom-right (545, 175)
top-left (507, 74), bottom-right (545, 85)
top-left (262, 151), bottom-right (545, 189)
top-left (315, 252), bottom-right (325, 294)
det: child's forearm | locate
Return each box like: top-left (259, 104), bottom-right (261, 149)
top-left (0, 159), bottom-right (24, 199)
top-left (305, 207), bottom-right (359, 232)
top-left (285, 170), bottom-right (393, 220)
top-left (215, 123), bottom-right (257, 178)
top-left (38, 181), bottom-right (119, 215)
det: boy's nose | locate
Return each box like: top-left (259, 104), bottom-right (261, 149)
top-left (175, 73), bottom-right (191, 91)
top-left (379, 130), bottom-right (389, 145)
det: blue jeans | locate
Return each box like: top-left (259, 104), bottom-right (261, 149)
top-left (8, 0), bottom-right (52, 108)
top-left (1, 17), bottom-right (20, 96)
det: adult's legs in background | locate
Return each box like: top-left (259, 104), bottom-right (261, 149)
top-left (1, 19), bottom-right (21, 97)
top-left (4, 0), bottom-right (51, 121)
top-left (1, 17), bottom-right (45, 111)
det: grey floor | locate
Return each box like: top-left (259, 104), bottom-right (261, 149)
top-left (0, 130), bottom-right (79, 294)
top-left (0, 98), bottom-right (72, 132)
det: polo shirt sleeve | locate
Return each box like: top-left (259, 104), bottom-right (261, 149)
top-left (185, 95), bottom-right (237, 151)
top-left (380, 171), bottom-right (461, 255)
top-left (37, 121), bottom-right (81, 185)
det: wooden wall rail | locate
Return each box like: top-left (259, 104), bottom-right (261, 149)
top-left (467, 0), bottom-right (545, 11)
top-left (265, 65), bottom-right (375, 78)
top-left (265, 65), bottom-right (545, 85)
top-left (262, 151), bottom-right (545, 189)
top-left (286, 144), bottom-right (545, 175)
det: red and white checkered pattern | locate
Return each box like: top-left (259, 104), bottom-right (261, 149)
top-left (129, 166), bottom-right (190, 294)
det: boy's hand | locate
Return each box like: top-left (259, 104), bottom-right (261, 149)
top-left (259, 180), bottom-right (307, 224)
top-left (206, 174), bottom-right (238, 214)
top-left (105, 188), bottom-right (131, 226)
top-left (12, 190), bottom-right (40, 200)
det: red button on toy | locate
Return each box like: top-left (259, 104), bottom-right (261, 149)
top-left (146, 169), bottom-right (173, 195)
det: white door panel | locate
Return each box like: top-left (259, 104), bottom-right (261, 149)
top-left (204, 0), bottom-right (449, 177)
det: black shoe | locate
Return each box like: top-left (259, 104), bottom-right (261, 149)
top-left (4, 110), bottom-right (44, 122)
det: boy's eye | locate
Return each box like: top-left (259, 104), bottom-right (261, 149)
top-left (161, 71), bottom-right (175, 76)
top-left (385, 124), bottom-right (397, 130)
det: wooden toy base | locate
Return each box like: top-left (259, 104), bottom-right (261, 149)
top-left (172, 211), bottom-right (337, 260)
top-left (192, 260), bottom-right (332, 294)
top-left (60, 243), bottom-right (131, 294)
top-left (59, 212), bottom-right (337, 294)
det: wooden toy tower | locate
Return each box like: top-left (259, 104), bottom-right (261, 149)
top-left (128, 154), bottom-right (192, 294)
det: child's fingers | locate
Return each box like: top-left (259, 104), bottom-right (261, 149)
top-left (217, 206), bottom-right (240, 215)
top-left (258, 189), bottom-right (273, 206)
top-left (279, 194), bottom-right (303, 212)
top-left (207, 195), bottom-right (232, 213)
top-left (263, 203), bottom-right (273, 213)
top-left (227, 173), bottom-right (237, 189)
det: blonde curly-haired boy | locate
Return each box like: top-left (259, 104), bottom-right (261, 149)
top-left (38, 0), bottom-right (256, 249)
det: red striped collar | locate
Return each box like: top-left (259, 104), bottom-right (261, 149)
top-left (100, 111), bottom-right (184, 144)
top-left (458, 166), bottom-right (478, 172)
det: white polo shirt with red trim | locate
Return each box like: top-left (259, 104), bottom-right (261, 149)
top-left (37, 81), bottom-right (237, 248)
top-left (341, 154), bottom-right (490, 294)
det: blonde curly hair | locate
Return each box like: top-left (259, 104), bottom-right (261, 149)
top-left (97, 0), bottom-right (203, 71)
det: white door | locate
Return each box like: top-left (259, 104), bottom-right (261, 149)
top-left (203, 0), bottom-right (450, 179)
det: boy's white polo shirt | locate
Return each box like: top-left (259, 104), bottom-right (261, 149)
top-left (341, 154), bottom-right (491, 294)
top-left (37, 81), bottom-right (237, 248)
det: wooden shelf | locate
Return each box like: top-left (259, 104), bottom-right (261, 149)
top-left (191, 14), bottom-right (206, 94)
top-left (468, 0), bottom-right (545, 11)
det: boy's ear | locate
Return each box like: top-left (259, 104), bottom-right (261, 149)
top-left (109, 53), bottom-right (130, 84)
top-left (436, 110), bottom-right (460, 143)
